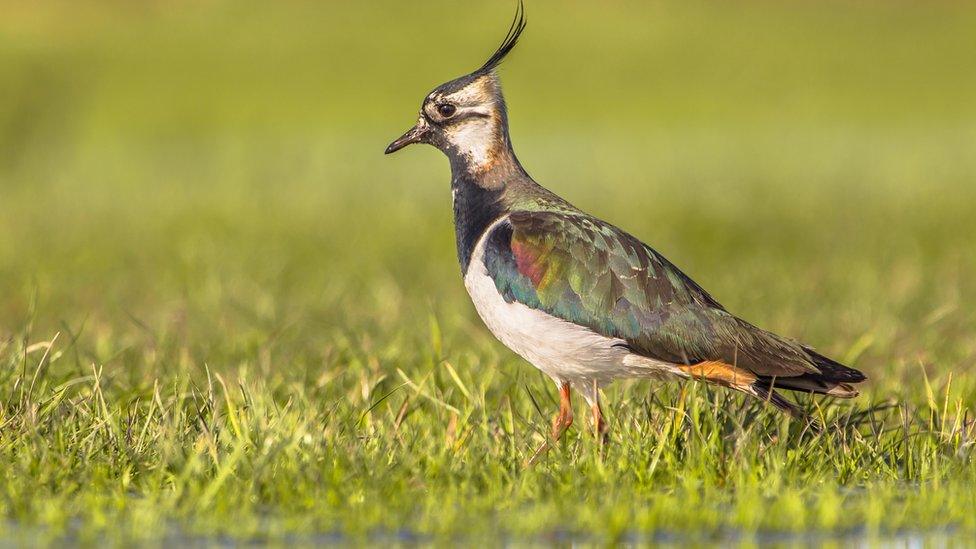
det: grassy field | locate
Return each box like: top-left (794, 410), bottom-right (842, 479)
top-left (2, 0), bottom-right (976, 544)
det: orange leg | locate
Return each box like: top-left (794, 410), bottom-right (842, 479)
top-left (592, 402), bottom-right (609, 440)
top-left (527, 382), bottom-right (573, 465)
top-left (591, 379), bottom-right (609, 445)
top-left (552, 382), bottom-right (574, 439)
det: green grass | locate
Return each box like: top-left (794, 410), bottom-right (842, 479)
top-left (2, 0), bottom-right (976, 544)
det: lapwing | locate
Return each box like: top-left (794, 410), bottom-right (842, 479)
top-left (385, 3), bottom-right (866, 456)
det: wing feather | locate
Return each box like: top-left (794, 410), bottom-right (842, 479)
top-left (482, 211), bottom-right (821, 378)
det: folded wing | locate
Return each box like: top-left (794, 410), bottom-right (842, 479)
top-left (481, 210), bottom-right (864, 407)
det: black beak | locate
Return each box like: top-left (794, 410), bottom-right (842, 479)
top-left (385, 118), bottom-right (431, 154)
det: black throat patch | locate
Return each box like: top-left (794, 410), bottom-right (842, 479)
top-left (452, 174), bottom-right (505, 276)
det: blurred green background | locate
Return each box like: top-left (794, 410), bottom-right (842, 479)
top-left (1, 0), bottom-right (976, 542)
top-left (2, 0), bottom-right (974, 377)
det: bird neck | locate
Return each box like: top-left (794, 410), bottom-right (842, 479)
top-left (450, 157), bottom-right (513, 275)
top-left (450, 141), bottom-right (576, 274)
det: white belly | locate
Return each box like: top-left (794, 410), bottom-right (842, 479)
top-left (463, 216), bottom-right (679, 398)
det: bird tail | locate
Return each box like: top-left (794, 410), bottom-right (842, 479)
top-left (754, 347), bottom-right (867, 400)
top-left (673, 353), bottom-right (865, 419)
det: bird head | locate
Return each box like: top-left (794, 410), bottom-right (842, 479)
top-left (385, 3), bottom-right (526, 174)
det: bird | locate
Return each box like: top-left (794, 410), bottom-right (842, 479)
top-left (385, 3), bottom-right (865, 457)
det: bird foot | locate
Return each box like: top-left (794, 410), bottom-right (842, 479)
top-left (524, 382), bottom-right (573, 467)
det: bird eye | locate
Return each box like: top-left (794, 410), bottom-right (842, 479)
top-left (437, 104), bottom-right (457, 118)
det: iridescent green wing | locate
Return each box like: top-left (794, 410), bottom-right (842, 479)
top-left (481, 210), bottom-right (817, 376)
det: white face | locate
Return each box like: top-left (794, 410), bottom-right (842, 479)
top-left (442, 116), bottom-right (498, 170)
top-left (424, 75), bottom-right (505, 172)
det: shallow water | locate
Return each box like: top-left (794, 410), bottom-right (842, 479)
top-left (0, 523), bottom-right (961, 548)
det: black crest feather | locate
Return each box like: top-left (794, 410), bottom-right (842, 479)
top-left (475, 1), bottom-right (526, 75)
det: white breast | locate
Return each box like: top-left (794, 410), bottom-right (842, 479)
top-left (463, 216), bottom-right (679, 400)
